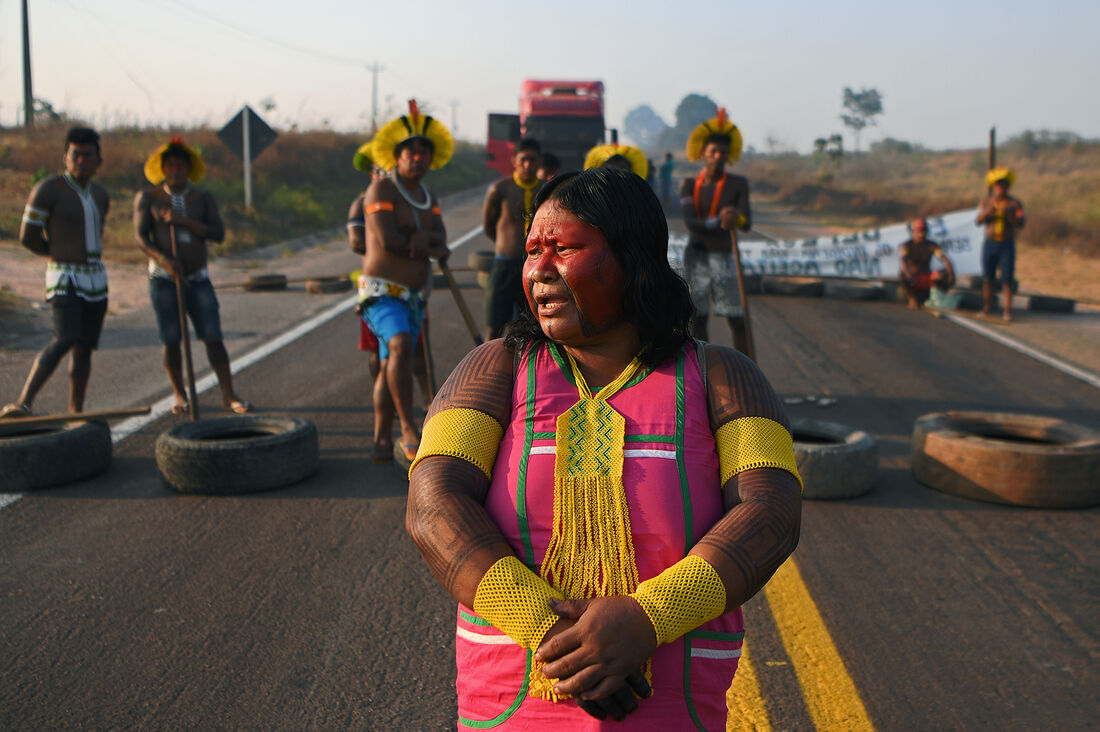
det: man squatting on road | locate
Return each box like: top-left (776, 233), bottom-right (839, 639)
top-left (4, 127), bottom-right (109, 418)
top-left (976, 167), bottom-right (1025, 321)
top-left (134, 138), bottom-right (251, 415)
top-left (360, 101), bottom-right (452, 465)
top-left (680, 109), bottom-right (753, 354)
top-left (482, 137), bottom-right (542, 341)
top-left (407, 167), bottom-right (802, 728)
top-left (898, 217), bottom-right (956, 310)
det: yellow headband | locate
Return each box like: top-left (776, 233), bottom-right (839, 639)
top-left (371, 99), bottom-right (455, 172)
top-left (986, 166), bottom-right (1016, 187)
top-left (143, 136), bottom-right (205, 185)
top-left (686, 108), bottom-right (743, 164)
top-left (352, 140), bottom-right (376, 173)
top-left (583, 143), bottom-right (649, 178)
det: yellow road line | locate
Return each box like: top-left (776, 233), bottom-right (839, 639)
top-left (764, 557), bottom-right (874, 731)
top-left (726, 642), bottom-right (772, 731)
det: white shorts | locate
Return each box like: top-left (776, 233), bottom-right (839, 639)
top-left (683, 247), bottom-right (743, 318)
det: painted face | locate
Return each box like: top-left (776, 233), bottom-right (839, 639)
top-left (162, 156), bottom-right (192, 189)
top-left (64, 142), bottom-right (101, 183)
top-left (513, 150), bottom-right (539, 181)
top-left (911, 220), bottom-right (927, 243)
top-left (702, 141), bottom-right (728, 176)
top-left (396, 139), bottom-right (433, 178)
top-left (523, 201), bottom-right (627, 344)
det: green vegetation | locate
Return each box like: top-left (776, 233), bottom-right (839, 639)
top-left (740, 130), bottom-right (1100, 257)
top-left (0, 124), bottom-right (497, 264)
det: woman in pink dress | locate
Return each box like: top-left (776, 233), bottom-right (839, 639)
top-left (407, 167), bottom-right (802, 730)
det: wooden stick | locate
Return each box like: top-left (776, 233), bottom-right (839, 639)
top-left (729, 229), bottom-right (757, 361)
top-left (439, 261), bottom-right (483, 346)
top-left (170, 224), bottom-right (200, 420)
top-left (216, 267), bottom-right (473, 291)
top-left (420, 319), bottom-right (437, 404)
top-left (0, 406), bottom-right (151, 432)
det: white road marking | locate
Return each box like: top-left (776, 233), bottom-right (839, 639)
top-left (941, 313), bottom-right (1100, 391)
top-left (1, 225), bottom-right (484, 511)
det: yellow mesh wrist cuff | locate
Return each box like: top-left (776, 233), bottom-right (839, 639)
top-left (473, 556), bottom-right (564, 651)
top-left (409, 408), bottom-right (503, 479)
top-left (630, 555), bottom-right (726, 646)
top-left (716, 416), bottom-right (803, 489)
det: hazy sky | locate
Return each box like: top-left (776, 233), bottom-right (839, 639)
top-left (1, 0), bottom-right (1096, 152)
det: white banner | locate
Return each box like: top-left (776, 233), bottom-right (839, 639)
top-left (670, 209), bottom-right (981, 279)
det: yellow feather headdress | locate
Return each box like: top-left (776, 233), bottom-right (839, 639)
top-left (143, 136), bottom-right (205, 185)
top-left (583, 143), bottom-right (649, 178)
top-left (986, 166), bottom-right (1016, 187)
top-left (352, 140), bottom-right (375, 173)
top-left (685, 108), bottom-right (743, 164)
top-left (371, 99), bottom-right (454, 171)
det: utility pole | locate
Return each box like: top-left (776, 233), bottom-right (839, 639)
top-left (449, 99), bottom-right (459, 136)
top-left (22, 0), bottom-right (34, 128)
top-left (367, 62), bottom-right (384, 132)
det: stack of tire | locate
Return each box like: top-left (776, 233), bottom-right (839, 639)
top-left (469, 251), bottom-right (494, 289)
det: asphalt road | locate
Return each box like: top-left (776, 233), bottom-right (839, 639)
top-left (1, 189), bottom-right (1097, 731)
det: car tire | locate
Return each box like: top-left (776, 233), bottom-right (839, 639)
top-left (0, 421), bottom-right (112, 491)
top-left (468, 250), bottom-right (495, 274)
top-left (791, 417), bottom-right (878, 500)
top-left (243, 274), bottom-right (288, 292)
top-left (1027, 295), bottom-right (1075, 314)
top-left (305, 276), bottom-right (352, 294)
top-left (762, 277), bottom-right (825, 298)
top-left (823, 280), bottom-right (883, 301)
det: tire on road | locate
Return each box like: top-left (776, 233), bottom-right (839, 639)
top-left (791, 417), bottom-right (878, 500)
top-left (156, 415), bottom-right (319, 494)
top-left (477, 271), bottom-right (491, 290)
top-left (911, 411), bottom-right (1100, 508)
top-left (242, 274), bottom-right (288, 292)
top-left (305, 276), bottom-right (352, 294)
top-left (0, 421), bottom-right (111, 491)
top-left (823, 280), bottom-right (883, 301)
top-left (468, 250), bottom-right (495, 274)
top-left (762, 276), bottom-right (825, 298)
top-left (1027, 294), bottom-right (1075, 314)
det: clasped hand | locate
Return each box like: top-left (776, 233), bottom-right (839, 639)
top-left (535, 595), bottom-right (657, 721)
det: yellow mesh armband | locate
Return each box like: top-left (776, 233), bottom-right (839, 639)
top-left (473, 556), bottom-right (564, 651)
top-left (409, 408), bottom-right (503, 479)
top-left (630, 555), bottom-right (726, 646)
top-left (715, 416), bottom-right (803, 489)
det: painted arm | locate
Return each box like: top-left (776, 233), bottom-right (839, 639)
top-left (364, 179), bottom-right (412, 257)
top-left (347, 196), bottom-right (365, 255)
top-left (133, 191), bottom-right (180, 278)
top-left (19, 179), bottom-right (52, 255)
top-left (680, 176), bottom-right (712, 234)
top-left (482, 183), bottom-right (502, 241)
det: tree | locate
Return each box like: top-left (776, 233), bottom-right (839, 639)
top-left (839, 87), bottom-right (883, 152)
top-left (656, 93), bottom-right (718, 153)
top-left (623, 104), bottom-right (669, 149)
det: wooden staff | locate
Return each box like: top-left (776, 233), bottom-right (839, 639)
top-left (729, 229), bottom-right (756, 362)
top-left (439, 261), bottom-right (483, 346)
top-left (170, 224), bottom-right (200, 420)
top-left (419, 319), bottom-right (436, 403)
top-left (0, 406), bottom-right (151, 434)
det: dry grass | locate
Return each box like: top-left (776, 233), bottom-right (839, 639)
top-left (0, 123), bottom-right (496, 264)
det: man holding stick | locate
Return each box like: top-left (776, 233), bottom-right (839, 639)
top-left (680, 109), bottom-right (753, 354)
top-left (361, 101), bottom-right (452, 465)
top-left (3, 127), bottom-right (109, 418)
top-left (134, 137), bottom-right (251, 415)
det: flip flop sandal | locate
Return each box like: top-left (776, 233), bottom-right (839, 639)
top-left (226, 400), bottom-right (253, 414)
top-left (0, 403), bottom-right (32, 419)
top-left (171, 401), bottom-right (190, 415)
top-left (393, 442), bottom-right (419, 470)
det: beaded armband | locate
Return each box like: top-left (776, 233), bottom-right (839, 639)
top-left (715, 416), bottom-right (803, 490)
top-left (409, 408), bottom-right (503, 479)
top-left (473, 556), bottom-right (564, 651)
top-left (630, 555), bottom-right (727, 646)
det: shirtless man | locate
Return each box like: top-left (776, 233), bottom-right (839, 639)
top-left (482, 137), bottom-right (540, 340)
top-left (362, 103), bottom-right (452, 464)
top-left (899, 218), bottom-right (956, 309)
top-left (537, 152), bottom-right (560, 182)
top-left (4, 127), bottom-right (109, 417)
top-left (680, 111), bottom-right (752, 352)
top-left (134, 138), bottom-right (250, 414)
top-left (976, 168), bottom-right (1025, 321)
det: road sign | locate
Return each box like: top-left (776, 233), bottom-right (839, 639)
top-left (217, 105), bottom-right (276, 162)
top-left (217, 105), bottom-right (276, 210)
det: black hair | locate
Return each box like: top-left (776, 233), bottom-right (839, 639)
top-left (161, 144), bottom-right (192, 167)
top-left (395, 135), bottom-right (434, 158)
top-left (65, 127), bottom-right (100, 156)
top-left (516, 137), bottom-right (541, 155)
top-left (602, 154), bottom-right (632, 171)
top-left (505, 167), bottom-right (694, 368)
top-left (540, 152), bottom-right (561, 171)
top-left (703, 133), bottom-right (732, 150)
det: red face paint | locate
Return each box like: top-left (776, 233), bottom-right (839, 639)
top-left (523, 202), bottom-right (626, 344)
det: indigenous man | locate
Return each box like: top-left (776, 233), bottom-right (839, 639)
top-left (899, 218), bottom-right (956, 309)
top-left (3, 127), bottom-right (109, 417)
top-left (362, 100), bottom-right (452, 465)
top-left (482, 137), bottom-right (541, 340)
top-left (976, 167), bottom-right (1025, 321)
top-left (348, 141), bottom-right (387, 380)
top-left (537, 152), bottom-right (561, 182)
top-left (407, 168), bottom-right (801, 728)
top-left (659, 152), bottom-right (675, 204)
top-left (583, 143), bottom-right (649, 178)
top-left (134, 137), bottom-right (251, 415)
top-left (680, 109), bottom-right (752, 353)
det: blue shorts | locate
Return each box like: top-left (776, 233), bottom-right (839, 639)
top-left (150, 276), bottom-right (224, 345)
top-left (981, 239), bottom-right (1015, 287)
top-left (362, 297), bottom-right (423, 360)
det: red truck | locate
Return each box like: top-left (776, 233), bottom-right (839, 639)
top-left (486, 79), bottom-right (606, 177)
